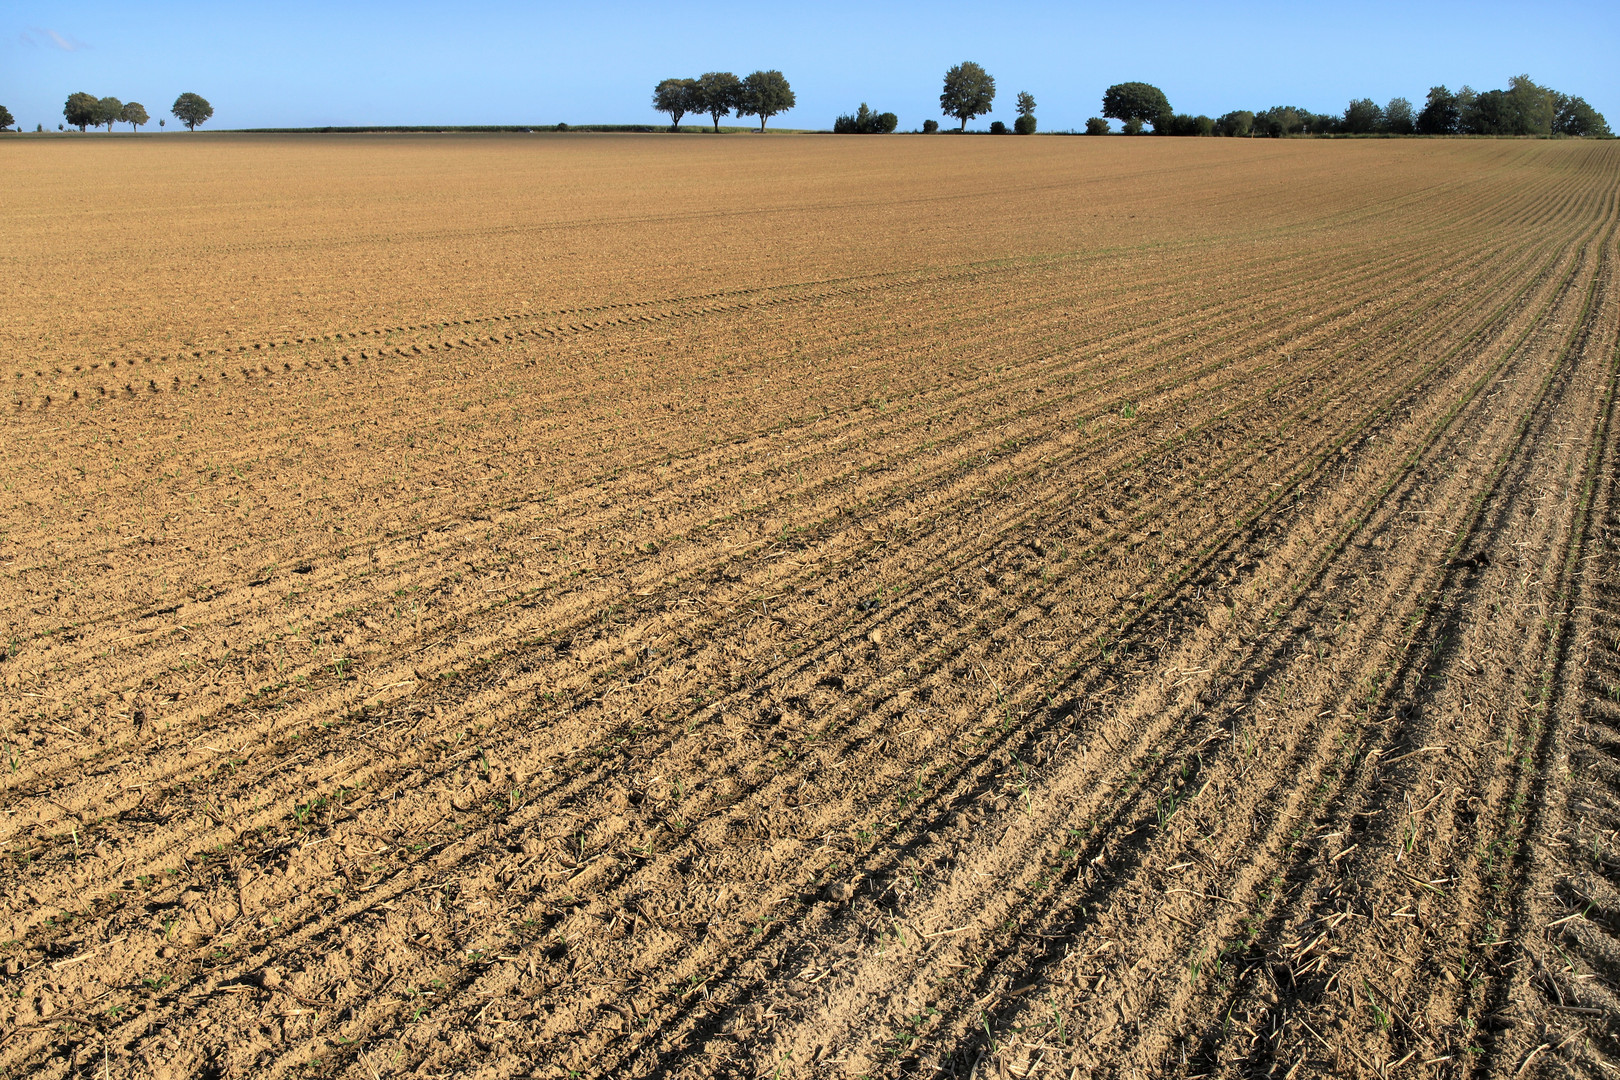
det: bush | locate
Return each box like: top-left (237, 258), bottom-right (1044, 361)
top-left (834, 103), bottom-right (898, 134)
top-left (1014, 114), bottom-right (1036, 135)
top-left (989, 120), bottom-right (1007, 134)
top-left (923, 119), bottom-right (939, 134)
top-left (1121, 117), bottom-right (1144, 135)
top-left (1160, 113), bottom-right (1212, 136)
top-left (556, 122), bottom-right (569, 132)
top-left (1085, 117), bottom-right (1110, 135)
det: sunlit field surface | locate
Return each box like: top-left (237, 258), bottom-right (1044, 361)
top-left (4, 134), bottom-right (1620, 1078)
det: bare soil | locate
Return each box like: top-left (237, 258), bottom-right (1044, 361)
top-left (3, 134), bottom-right (1619, 1078)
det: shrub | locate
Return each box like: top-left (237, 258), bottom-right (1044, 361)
top-left (833, 103), bottom-right (898, 134)
top-left (989, 120), bottom-right (1007, 134)
top-left (923, 119), bottom-right (939, 134)
top-left (1014, 114), bottom-right (1036, 135)
top-left (1121, 117), bottom-right (1144, 135)
top-left (556, 122), bottom-right (569, 132)
top-left (1085, 117), bottom-right (1110, 135)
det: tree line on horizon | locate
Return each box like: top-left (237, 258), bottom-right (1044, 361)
top-left (652, 71), bottom-right (796, 132)
top-left (1, 70), bottom-right (1607, 137)
top-left (1106, 75), bottom-right (1610, 139)
top-left (649, 63), bottom-right (1609, 138)
top-left (0, 92), bottom-right (214, 133)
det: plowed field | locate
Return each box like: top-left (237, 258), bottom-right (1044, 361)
top-left (4, 134), bottom-right (1620, 1079)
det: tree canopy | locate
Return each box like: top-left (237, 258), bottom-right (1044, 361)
top-left (121, 101), bottom-right (150, 131)
top-left (1557, 96), bottom-right (1612, 138)
top-left (1216, 110), bottom-right (1254, 137)
top-left (736, 70), bottom-right (795, 132)
top-left (95, 96), bottom-right (123, 132)
top-left (64, 92), bottom-right (98, 132)
top-left (1254, 106), bottom-right (1303, 137)
top-left (1165, 113), bottom-right (1215, 136)
top-left (1342, 98), bottom-right (1382, 134)
top-left (1102, 82), bottom-right (1171, 132)
top-left (1384, 97), bottom-right (1415, 135)
top-left (171, 92), bottom-right (214, 131)
top-left (653, 78), bottom-right (700, 131)
top-left (1416, 87), bottom-right (1459, 134)
top-left (0, 105), bottom-right (13, 131)
top-left (940, 61), bottom-right (995, 131)
top-left (696, 71), bottom-right (742, 132)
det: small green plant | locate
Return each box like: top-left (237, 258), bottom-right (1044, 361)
top-left (1364, 979), bottom-right (1390, 1031)
top-left (1156, 794), bottom-right (1178, 829)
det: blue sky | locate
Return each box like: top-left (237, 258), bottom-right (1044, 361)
top-left (3, 1), bottom-right (1615, 131)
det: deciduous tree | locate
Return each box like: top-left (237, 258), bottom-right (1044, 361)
top-left (171, 92), bottom-right (214, 131)
top-left (96, 96), bottom-right (122, 132)
top-left (653, 77), bottom-right (700, 132)
top-left (0, 105), bottom-right (14, 131)
top-left (940, 61), bottom-right (995, 131)
top-left (737, 70), bottom-right (795, 132)
top-left (1255, 106), bottom-right (1302, 137)
top-left (1384, 97), bottom-right (1415, 134)
top-left (120, 101), bottom-right (149, 131)
top-left (1502, 74), bottom-right (1557, 135)
top-left (1084, 117), bottom-right (1110, 135)
top-left (1216, 110), bottom-right (1254, 136)
top-left (1556, 96), bottom-right (1611, 137)
top-left (1342, 98), bottom-right (1382, 134)
top-left (64, 91), bottom-right (98, 132)
top-left (1102, 82), bottom-right (1171, 133)
top-left (696, 71), bottom-right (742, 132)
top-left (1416, 86), bottom-right (1458, 134)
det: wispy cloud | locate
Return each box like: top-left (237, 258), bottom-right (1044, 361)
top-left (21, 27), bottom-right (89, 52)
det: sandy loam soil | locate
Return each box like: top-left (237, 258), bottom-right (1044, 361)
top-left (3, 133), bottom-right (1620, 1078)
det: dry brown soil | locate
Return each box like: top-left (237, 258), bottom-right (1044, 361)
top-left (4, 133), bottom-right (1620, 1079)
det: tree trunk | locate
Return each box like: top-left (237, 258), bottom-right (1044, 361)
top-left (959, 115), bottom-right (968, 131)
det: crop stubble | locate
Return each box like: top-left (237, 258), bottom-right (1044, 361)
top-left (3, 135), bottom-right (1620, 1078)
